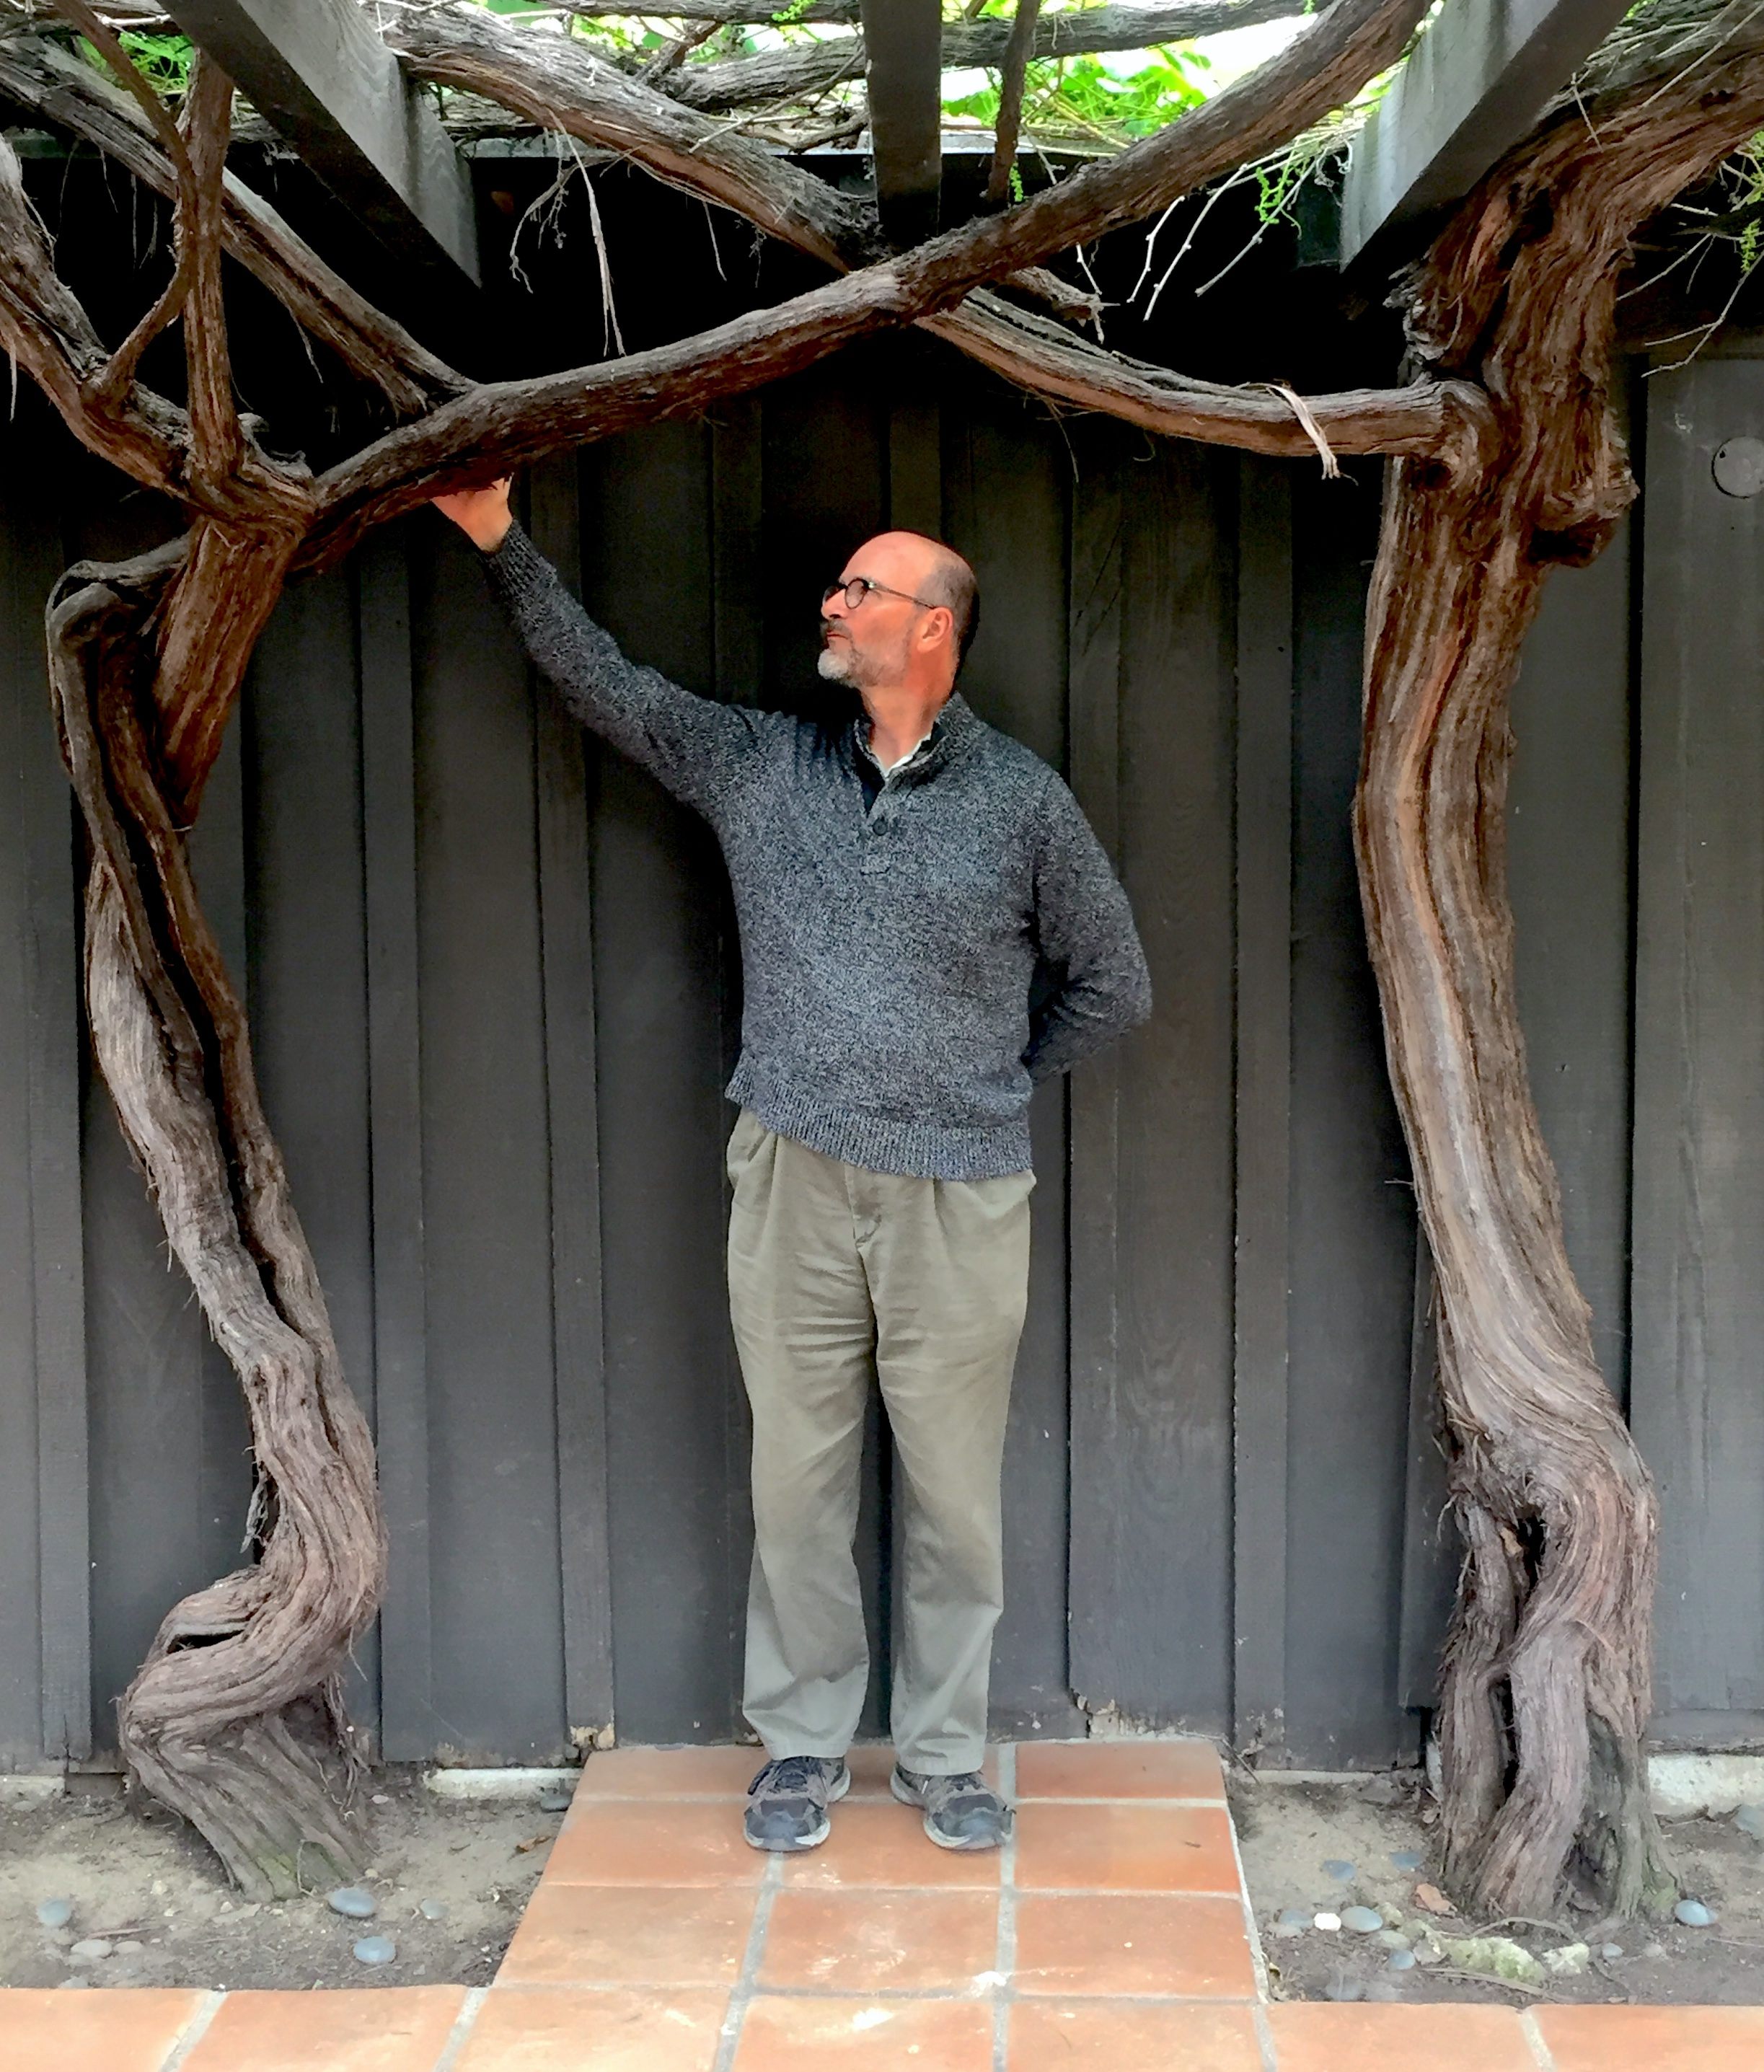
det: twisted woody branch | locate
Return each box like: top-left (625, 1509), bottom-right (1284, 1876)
top-left (1355, 16), bottom-right (1764, 1918)
top-left (0, 0), bottom-right (1756, 1913)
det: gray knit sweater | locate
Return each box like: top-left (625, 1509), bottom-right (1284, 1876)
top-left (482, 524), bottom-right (1151, 1180)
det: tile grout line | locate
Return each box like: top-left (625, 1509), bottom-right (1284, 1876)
top-left (154, 1988), bottom-right (224, 2072)
top-left (992, 1742), bottom-right (1018, 2072)
top-left (711, 1847), bottom-right (781, 2072)
top-left (487, 1980), bottom-right (1259, 2005)
top-left (1253, 2002), bottom-right (1281, 2072)
top-left (431, 1986), bottom-right (490, 2072)
top-left (566, 1792), bottom-right (1229, 1806)
top-left (1520, 2008), bottom-right (1560, 2070)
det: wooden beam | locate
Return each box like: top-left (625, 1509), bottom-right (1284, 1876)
top-left (860, 0), bottom-right (943, 250)
top-left (1339, 0), bottom-right (1632, 264)
top-left (167, 0), bottom-right (480, 287)
top-left (1230, 454), bottom-right (1293, 1763)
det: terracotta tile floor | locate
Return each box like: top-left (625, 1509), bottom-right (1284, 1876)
top-left (8, 1740), bottom-right (1760, 2069)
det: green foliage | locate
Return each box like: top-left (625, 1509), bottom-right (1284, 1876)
top-left (1721, 128), bottom-right (1764, 283)
top-left (943, 48), bottom-right (1209, 149)
top-left (79, 29), bottom-right (196, 97)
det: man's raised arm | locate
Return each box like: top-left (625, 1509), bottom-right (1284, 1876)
top-left (433, 478), bottom-right (769, 810)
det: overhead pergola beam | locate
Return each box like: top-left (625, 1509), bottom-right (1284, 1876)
top-left (168, 0), bottom-right (480, 288)
top-left (1339, 0), bottom-right (1633, 264)
top-left (860, 0), bottom-right (944, 250)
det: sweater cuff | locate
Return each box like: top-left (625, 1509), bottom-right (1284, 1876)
top-left (480, 517), bottom-right (546, 592)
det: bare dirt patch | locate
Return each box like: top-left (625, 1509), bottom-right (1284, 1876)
top-left (1231, 1769), bottom-right (1764, 2006)
top-left (1, 1768), bottom-right (560, 1991)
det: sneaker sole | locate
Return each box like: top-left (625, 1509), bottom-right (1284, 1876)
top-left (888, 1769), bottom-right (1007, 1852)
top-left (744, 1763), bottom-right (850, 1852)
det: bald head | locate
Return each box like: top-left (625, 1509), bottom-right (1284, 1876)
top-left (875, 531), bottom-right (980, 671)
top-left (819, 530), bottom-right (980, 704)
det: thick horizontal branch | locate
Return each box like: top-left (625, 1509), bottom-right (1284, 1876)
top-left (387, 6), bottom-right (876, 268)
top-left (663, 0), bottom-right (1313, 113)
top-left (538, 0), bottom-right (1295, 32)
top-left (309, 257), bottom-right (1471, 570)
top-left (0, 32), bottom-right (466, 411)
top-left (308, 263), bottom-right (911, 561)
top-left (923, 292), bottom-right (1488, 460)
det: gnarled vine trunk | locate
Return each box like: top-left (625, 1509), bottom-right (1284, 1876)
top-left (49, 524), bottom-right (384, 1897)
top-left (1354, 40), bottom-right (1764, 1917)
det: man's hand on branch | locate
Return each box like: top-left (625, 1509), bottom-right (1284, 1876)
top-left (432, 476), bottom-right (513, 552)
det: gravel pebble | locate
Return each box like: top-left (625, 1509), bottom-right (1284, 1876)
top-left (68, 1939), bottom-right (113, 1962)
top-left (537, 1791), bottom-right (572, 1814)
top-left (34, 1900), bottom-right (73, 1929)
top-left (326, 1887), bottom-right (378, 1921)
top-left (1387, 1947), bottom-right (1417, 1972)
top-left (1674, 1899), bottom-right (1716, 1928)
top-left (1322, 1859), bottom-right (1356, 1883)
top-left (1341, 1905), bottom-right (1383, 1934)
top-left (419, 1900), bottom-right (449, 1922)
top-left (353, 1935), bottom-right (397, 1965)
top-left (1313, 1912), bottom-right (1342, 1933)
top-left (1735, 1804), bottom-right (1764, 1840)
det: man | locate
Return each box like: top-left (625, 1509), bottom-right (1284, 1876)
top-left (433, 477), bottom-right (1150, 1853)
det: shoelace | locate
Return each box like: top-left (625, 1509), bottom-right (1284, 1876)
top-left (750, 1755), bottom-right (829, 1797)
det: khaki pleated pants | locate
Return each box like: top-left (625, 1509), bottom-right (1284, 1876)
top-left (725, 1108), bottom-right (1033, 1775)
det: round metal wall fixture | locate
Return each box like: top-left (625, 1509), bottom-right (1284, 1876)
top-left (1712, 436), bottom-right (1764, 498)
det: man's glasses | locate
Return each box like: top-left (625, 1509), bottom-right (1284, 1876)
top-left (821, 576), bottom-right (935, 612)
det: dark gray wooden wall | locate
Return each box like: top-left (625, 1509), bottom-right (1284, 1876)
top-left (2, 333), bottom-right (1760, 1772)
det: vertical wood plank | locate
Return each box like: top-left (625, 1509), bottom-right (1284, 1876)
top-left (1065, 426), bottom-right (1126, 1714)
top-left (0, 428), bottom-right (88, 1763)
top-left (0, 460), bottom-right (43, 1763)
top-left (1283, 462), bottom-right (1416, 1766)
top-left (1231, 456), bottom-right (1293, 1760)
top-left (358, 525), bottom-right (437, 1761)
top-left (887, 383), bottom-right (943, 540)
top-left (940, 371), bottom-right (1082, 1736)
top-left (529, 457), bottom-right (616, 1747)
top-left (712, 398), bottom-right (764, 1720)
top-left (586, 416), bottom-right (744, 1741)
top-left (27, 644), bottom-right (92, 1764)
top-left (1631, 353), bottom-right (1764, 1726)
top-left (412, 512), bottom-right (567, 1759)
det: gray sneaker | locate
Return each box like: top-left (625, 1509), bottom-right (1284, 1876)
top-left (891, 1764), bottom-right (1013, 1851)
top-left (744, 1755), bottom-right (850, 1851)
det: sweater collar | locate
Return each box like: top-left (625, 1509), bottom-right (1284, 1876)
top-left (852, 692), bottom-right (979, 785)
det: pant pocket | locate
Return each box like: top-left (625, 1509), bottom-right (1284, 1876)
top-left (726, 1106), bottom-right (762, 1181)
